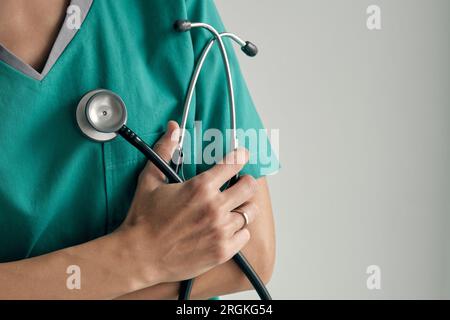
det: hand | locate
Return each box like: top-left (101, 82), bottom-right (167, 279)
top-left (118, 122), bottom-right (260, 284)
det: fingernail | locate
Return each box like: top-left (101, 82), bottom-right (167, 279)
top-left (167, 121), bottom-right (180, 132)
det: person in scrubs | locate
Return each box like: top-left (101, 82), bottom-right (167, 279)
top-left (0, 0), bottom-right (278, 299)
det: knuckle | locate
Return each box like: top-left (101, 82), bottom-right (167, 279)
top-left (188, 183), bottom-right (208, 202)
top-left (213, 244), bottom-right (229, 264)
top-left (199, 182), bottom-right (213, 196)
top-left (159, 146), bottom-right (172, 159)
top-left (211, 226), bottom-right (227, 242)
top-left (203, 195), bottom-right (226, 217)
top-left (214, 200), bottom-right (228, 215)
top-left (137, 172), bottom-right (153, 190)
top-left (204, 199), bottom-right (219, 217)
top-left (241, 175), bottom-right (257, 195)
top-left (197, 171), bottom-right (211, 184)
top-left (153, 141), bottom-right (170, 155)
top-left (241, 228), bottom-right (251, 242)
top-left (232, 215), bottom-right (244, 230)
top-left (188, 177), bottom-right (203, 191)
top-left (192, 178), bottom-right (214, 196)
top-left (248, 202), bottom-right (260, 217)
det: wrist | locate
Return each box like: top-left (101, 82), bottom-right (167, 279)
top-left (113, 226), bottom-right (163, 290)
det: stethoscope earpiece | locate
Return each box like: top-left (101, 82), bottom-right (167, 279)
top-left (242, 41), bottom-right (258, 57)
top-left (174, 20), bottom-right (192, 32)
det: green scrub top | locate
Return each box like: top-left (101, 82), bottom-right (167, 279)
top-left (0, 0), bottom-right (279, 262)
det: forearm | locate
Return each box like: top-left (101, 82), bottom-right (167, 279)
top-left (116, 245), bottom-right (259, 300)
top-left (0, 232), bottom-right (154, 300)
top-left (117, 178), bottom-right (276, 300)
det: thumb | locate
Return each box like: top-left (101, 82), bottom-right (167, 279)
top-left (139, 121), bottom-right (180, 191)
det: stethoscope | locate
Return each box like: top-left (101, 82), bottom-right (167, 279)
top-left (76, 20), bottom-right (271, 300)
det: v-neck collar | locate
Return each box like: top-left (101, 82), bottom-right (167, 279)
top-left (0, 0), bottom-right (93, 81)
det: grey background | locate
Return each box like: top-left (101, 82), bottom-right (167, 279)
top-left (216, 0), bottom-right (450, 299)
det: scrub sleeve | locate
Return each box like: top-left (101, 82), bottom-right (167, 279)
top-left (184, 0), bottom-right (280, 178)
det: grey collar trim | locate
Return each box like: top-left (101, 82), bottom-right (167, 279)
top-left (0, 0), bottom-right (93, 81)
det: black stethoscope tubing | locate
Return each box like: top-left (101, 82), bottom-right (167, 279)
top-left (119, 125), bottom-right (271, 300)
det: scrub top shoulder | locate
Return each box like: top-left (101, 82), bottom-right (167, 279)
top-left (0, 0), bottom-right (279, 263)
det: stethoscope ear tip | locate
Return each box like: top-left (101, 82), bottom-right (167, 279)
top-left (242, 41), bottom-right (258, 57)
top-left (174, 20), bottom-right (192, 32)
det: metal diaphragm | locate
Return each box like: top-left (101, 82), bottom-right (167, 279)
top-left (76, 89), bottom-right (128, 142)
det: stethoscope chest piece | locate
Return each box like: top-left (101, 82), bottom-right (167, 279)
top-left (76, 89), bottom-right (128, 142)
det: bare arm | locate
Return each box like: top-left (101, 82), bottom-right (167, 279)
top-left (117, 178), bottom-right (276, 300)
top-left (0, 124), bottom-right (258, 300)
top-left (0, 232), bottom-right (153, 300)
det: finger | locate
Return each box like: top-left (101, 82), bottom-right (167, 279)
top-left (140, 121), bottom-right (180, 190)
top-left (199, 148), bottom-right (249, 189)
top-left (226, 228), bottom-right (251, 260)
top-left (221, 175), bottom-right (257, 210)
top-left (227, 202), bottom-right (259, 235)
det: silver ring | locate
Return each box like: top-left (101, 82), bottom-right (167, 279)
top-left (233, 210), bottom-right (249, 229)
